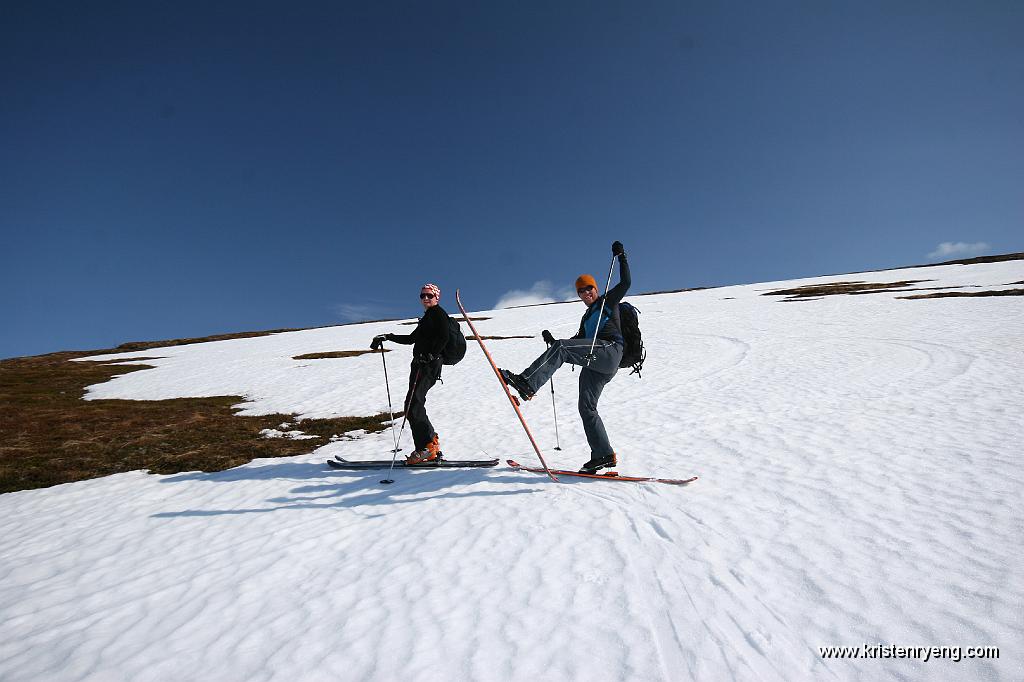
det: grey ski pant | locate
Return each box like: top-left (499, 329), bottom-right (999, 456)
top-left (519, 338), bottom-right (623, 458)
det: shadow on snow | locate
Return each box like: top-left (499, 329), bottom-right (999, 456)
top-left (150, 458), bottom-right (546, 518)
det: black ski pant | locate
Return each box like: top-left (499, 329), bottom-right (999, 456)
top-left (405, 358), bottom-right (443, 450)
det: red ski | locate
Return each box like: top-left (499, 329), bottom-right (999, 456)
top-left (507, 459), bottom-right (697, 486)
top-left (456, 290), bottom-right (558, 481)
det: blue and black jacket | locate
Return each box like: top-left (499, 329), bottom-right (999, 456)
top-left (573, 255), bottom-right (631, 344)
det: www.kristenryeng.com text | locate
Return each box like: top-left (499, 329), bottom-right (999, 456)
top-left (819, 644), bottom-right (999, 663)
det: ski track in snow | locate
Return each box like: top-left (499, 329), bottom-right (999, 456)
top-left (2, 261), bottom-right (1023, 681)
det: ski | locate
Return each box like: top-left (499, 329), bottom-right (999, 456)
top-left (456, 290), bottom-right (558, 482)
top-left (507, 459), bottom-right (697, 485)
top-left (328, 457), bottom-right (498, 470)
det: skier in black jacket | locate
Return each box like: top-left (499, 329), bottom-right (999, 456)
top-left (500, 241), bottom-right (630, 473)
top-left (371, 283), bottom-right (450, 464)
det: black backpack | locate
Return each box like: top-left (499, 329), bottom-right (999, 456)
top-left (442, 316), bottom-right (467, 365)
top-left (617, 301), bottom-right (645, 376)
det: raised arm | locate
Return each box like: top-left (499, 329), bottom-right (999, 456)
top-left (604, 241), bottom-right (631, 306)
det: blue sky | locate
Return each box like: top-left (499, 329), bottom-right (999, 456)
top-left (2, 1), bottom-right (1021, 359)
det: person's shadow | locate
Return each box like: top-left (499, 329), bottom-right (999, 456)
top-left (150, 458), bottom-right (543, 519)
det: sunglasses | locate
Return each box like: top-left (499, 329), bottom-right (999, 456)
top-left (420, 292), bottom-right (435, 300)
top-left (577, 285), bottom-right (595, 295)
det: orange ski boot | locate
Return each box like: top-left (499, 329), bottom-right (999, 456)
top-left (406, 436), bottom-right (441, 466)
top-left (426, 433), bottom-right (443, 461)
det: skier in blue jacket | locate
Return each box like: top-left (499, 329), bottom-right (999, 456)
top-left (500, 240), bottom-right (630, 473)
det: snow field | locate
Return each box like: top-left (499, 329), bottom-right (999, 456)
top-left (1, 260), bottom-right (1022, 681)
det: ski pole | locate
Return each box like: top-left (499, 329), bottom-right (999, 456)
top-left (381, 368), bottom-right (421, 485)
top-left (546, 338), bottom-right (562, 451)
top-left (585, 254), bottom-right (617, 366)
top-left (379, 349), bottom-right (399, 455)
top-left (549, 375), bottom-right (562, 450)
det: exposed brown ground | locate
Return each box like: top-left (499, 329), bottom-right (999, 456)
top-left (400, 316), bottom-right (491, 325)
top-left (764, 280), bottom-right (931, 300)
top-left (114, 329), bottom-right (309, 352)
top-left (927, 252), bottom-right (1024, 266)
top-left (0, 350), bottom-right (394, 494)
top-left (112, 320), bottom-right (400, 353)
top-left (293, 350), bottom-right (387, 360)
top-left (765, 279), bottom-right (1024, 302)
top-left (897, 288), bottom-right (1024, 300)
top-left (842, 251), bottom-right (1024, 275)
top-left (635, 287), bottom-right (710, 296)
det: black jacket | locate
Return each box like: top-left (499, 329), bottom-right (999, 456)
top-left (389, 305), bottom-right (450, 358)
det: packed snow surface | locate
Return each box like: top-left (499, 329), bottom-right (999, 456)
top-left (2, 261), bottom-right (1022, 681)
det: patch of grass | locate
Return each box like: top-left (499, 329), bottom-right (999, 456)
top-left (109, 318), bottom-right (403, 354)
top-left (843, 251), bottom-right (1024, 275)
top-left (114, 329), bottom-right (307, 352)
top-left (0, 350), bottom-right (395, 494)
top-left (502, 288), bottom-right (712, 307)
top-left (636, 287), bottom-right (709, 296)
top-left (399, 315), bottom-right (491, 325)
top-left (293, 350), bottom-right (387, 360)
top-left (506, 300), bottom-right (573, 308)
top-left (872, 285), bottom-right (983, 294)
top-left (764, 280), bottom-right (930, 300)
top-left (930, 252), bottom-right (1024, 266)
top-left (898, 288), bottom-right (1024, 300)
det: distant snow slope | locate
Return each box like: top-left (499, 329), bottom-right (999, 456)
top-left (1, 261), bottom-right (1022, 682)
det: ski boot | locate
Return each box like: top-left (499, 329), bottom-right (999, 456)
top-left (580, 452), bottom-right (616, 474)
top-left (426, 433), bottom-right (443, 461)
top-left (499, 369), bottom-right (535, 402)
top-left (406, 446), bottom-right (439, 466)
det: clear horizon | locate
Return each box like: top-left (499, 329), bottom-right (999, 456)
top-left (3, 2), bottom-right (1022, 359)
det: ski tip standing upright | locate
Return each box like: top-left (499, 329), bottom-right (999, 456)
top-left (455, 289), bottom-right (557, 480)
top-left (498, 240), bottom-right (631, 474)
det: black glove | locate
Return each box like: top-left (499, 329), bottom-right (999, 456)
top-left (370, 335), bottom-right (386, 351)
top-left (612, 240), bottom-right (625, 257)
top-left (542, 329), bottom-right (556, 346)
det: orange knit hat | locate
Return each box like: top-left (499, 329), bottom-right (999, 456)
top-left (575, 274), bottom-right (597, 292)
